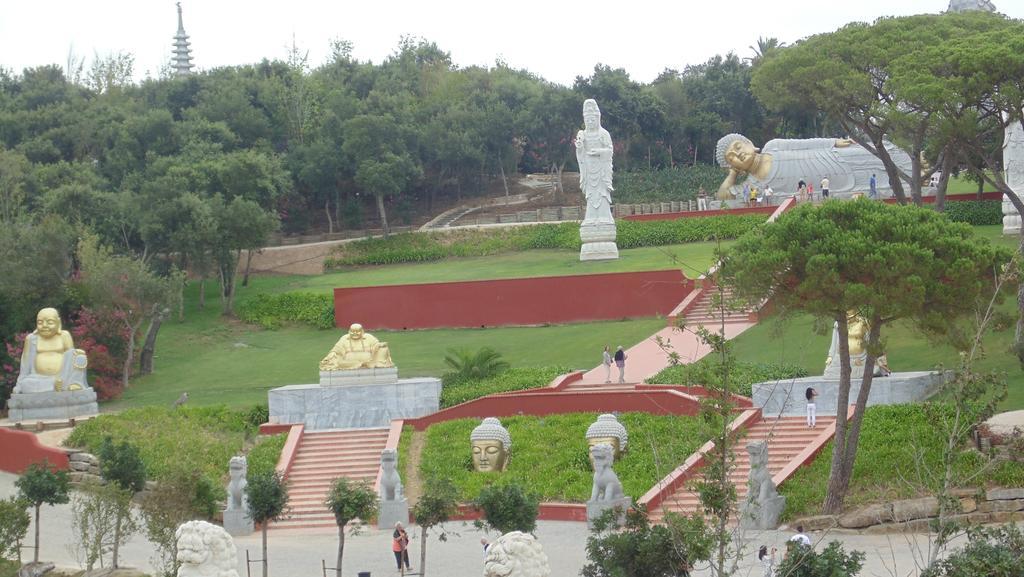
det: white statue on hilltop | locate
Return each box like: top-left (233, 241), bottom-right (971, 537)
top-left (947, 0), bottom-right (996, 12)
top-left (483, 531), bottom-right (551, 577)
top-left (176, 520), bottom-right (239, 577)
top-left (575, 99), bottom-right (615, 225)
top-left (1003, 118), bottom-right (1024, 234)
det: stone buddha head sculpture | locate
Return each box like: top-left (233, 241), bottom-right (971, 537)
top-left (471, 417), bottom-right (512, 472)
top-left (716, 133), bottom-right (759, 174)
top-left (586, 414), bottom-right (628, 466)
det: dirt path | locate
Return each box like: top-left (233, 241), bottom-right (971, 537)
top-left (404, 430), bottom-right (426, 506)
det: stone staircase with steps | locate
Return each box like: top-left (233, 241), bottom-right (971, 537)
top-left (683, 287), bottom-right (755, 325)
top-left (649, 415), bottom-right (836, 523)
top-left (270, 427), bottom-right (389, 530)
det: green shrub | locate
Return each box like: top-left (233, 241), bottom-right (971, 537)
top-left (440, 367), bottom-right (566, 408)
top-left (647, 360), bottom-right (808, 397)
top-left (235, 292), bottom-right (334, 330)
top-left (780, 403), bottom-right (1024, 520)
top-left (614, 165), bottom-right (726, 204)
top-left (245, 404), bottom-right (270, 429)
top-left (474, 483), bottom-right (539, 535)
top-left (415, 412), bottom-right (711, 502)
top-left (247, 433), bottom-right (287, 479)
top-left (943, 200), bottom-right (1002, 226)
top-left (442, 347), bottom-right (511, 384)
top-left (0, 560), bottom-right (17, 577)
top-left (776, 541), bottom-right (865, 577)
top-left (922, 524), bottom-right (1024, 577)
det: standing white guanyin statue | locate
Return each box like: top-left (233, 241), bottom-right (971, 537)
top-left (575, 99), bottom-right (619, 261)
top-left (1003, 119), bottom-right (1024, 235)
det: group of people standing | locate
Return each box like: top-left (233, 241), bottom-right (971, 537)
top-left (602, 345), bottom-right (628, 384)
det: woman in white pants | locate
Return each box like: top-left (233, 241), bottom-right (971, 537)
top-left (805, 386), bottom-right (818, 428)
top-left (602, 345), bottom-right (612, 383)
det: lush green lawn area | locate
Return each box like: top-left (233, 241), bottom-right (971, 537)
top-left (409, 412), bottom-right (712, 502)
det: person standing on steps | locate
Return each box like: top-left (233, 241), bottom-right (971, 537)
top-left (602, 345), bottom-right (613, 383)
top-left (805, 386), bottom-right (818, 428)
top-left (393, 522), bottom-right (412, 574)
top-left (614, 346), bottom-right (627, 384)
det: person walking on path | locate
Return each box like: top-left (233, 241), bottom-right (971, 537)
top-left (614, 346), bottom-right (627, 384)
top-left (392, 522), bottom-right (412, 574)
top-left (805, 386), bottom-right (817, 428)
top-left (869, 173), bottom-right (878, 198)
top-left (821, 176), bottom-right (830, 199)
top-left (759, 545), bottom-right (776, 577)
top-left (602, 345), bottom-right (613, 383)
top-left (790, 525), bottom-right (811, 547)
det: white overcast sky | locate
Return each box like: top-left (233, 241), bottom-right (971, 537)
top-left (2, 1), bottom-right (1023, 86)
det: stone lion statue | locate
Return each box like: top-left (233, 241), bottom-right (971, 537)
top-left (380, 449), bottom-right (403, 501)
top-left (589, 443), bottom-right (625, 502)
top-left (226, 456), bottom-right (247, 512)
top-left (176, 520), bottom-right (240, 577)
top-left (483, 531), bottom-right (551, 577)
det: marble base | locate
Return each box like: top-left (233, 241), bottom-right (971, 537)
top-left (1003, 201), bottom-right (1021, 235)
top-left (320, 367), bottom-right (398, 386)
top-left (268, 377), bottom-right (441, 430)
top-left (378, 499), bottom-right (409, 529)
top-left (7, 389), bottom-right (99, 421)
top-left (223, 509), bottom-right (254, 536)
top-left (579, 222), bottom-right (617, 244)
top-left (740, 494), bottom-right (786, 530)
top-left (586, 496), bottom-right (632, 529)
top-left (580, 241), bottom-right (620, 261)
top-left (751, 371), bottom-right (946, 417)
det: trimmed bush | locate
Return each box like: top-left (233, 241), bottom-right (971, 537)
top-left (325, 215), bottom-right (764, 270)
top-left (415, 412), bottom-right (712, 502)
top-left (441, 367), bottom-right (567, 408)
top-left (236, 292), bottom-right (334, 330)
top-left (943, 200), bottom-right (1002, 226)
top-left (614, 165), bottom-right (726, 204)
top-left (647, 360), bottom-right (808, 397)
top-left (247, 433), bottom-right (287, 479)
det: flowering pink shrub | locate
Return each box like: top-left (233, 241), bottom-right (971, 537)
top-left (70, 307), bottom-right (130, 400)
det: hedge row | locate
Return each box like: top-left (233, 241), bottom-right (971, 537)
top-left (614, 165), bottom-right (726, 204)
top-left (646, 360), bottom-right (809, 397)
top-left (440, 366), bottom-right (568, 408)
top-left (325, 214), bottom-right (765, 269)
top-left (236, 292), bottom-right (334, 330)
top-left (943, 200), bottom-right (1003, 226)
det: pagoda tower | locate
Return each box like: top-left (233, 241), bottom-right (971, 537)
top-left (171, 2), bottom-right (194, 77)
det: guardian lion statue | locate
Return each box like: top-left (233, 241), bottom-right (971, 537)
top-left (589, 443), bottom-right (625, 502)
top-left (379, 449), bottom-right (403, 501)
top-left (483, 531), bottom-right (551, 577)
top-left (176, 520), bottom-right (240, 577)
top-left (225, 456), bottom-right (247, 512)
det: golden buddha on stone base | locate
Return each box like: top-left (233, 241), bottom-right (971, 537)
top-left (319, 323), bottom-right (394, 370)
top-left (16, 308), bottom-right (89, 394)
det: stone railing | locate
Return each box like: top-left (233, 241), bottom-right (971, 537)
top-left (454, 206), bottom-right (582, 226)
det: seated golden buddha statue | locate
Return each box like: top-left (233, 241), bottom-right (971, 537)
top-left (319, 323), bottom-right (394, 371)
top-left (16, 308), bottom-right (89, 394)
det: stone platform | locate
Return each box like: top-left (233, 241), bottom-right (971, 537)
top-left (751, 371), bottom-right (946, 417)
top-left (7, 390), bottom-right (99, 422)
top-left (579, 222), bottom-right (619, 261)
top-left (268, 376), bottom-right (441, 430)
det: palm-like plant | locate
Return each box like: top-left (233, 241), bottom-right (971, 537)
top-left (746, 36), bottom-right (786, 64)
top-left (443, 347), bottom-right (510, 382)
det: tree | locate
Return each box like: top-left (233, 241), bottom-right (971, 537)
top-left (410, 477), bottom-right (459, 576)
top-left (324, 477), bottom-right (378, 577)
top-left (245, 471), bottom-right (289, 577)
top-left (776, 541), bottom-right (865, 577)
top-left (722, 200), bottom-right (1006, 513)
top-left (70, 481), bottom-right (140, 572)
top-left (98, 437), bottom-right (147, 568)
top-left (0, 497), bottom-right (30, 563)
top-left (473, 483), bottom-right (539, 535)
top-left (15, 462), bottom-right (70, 563)
top-left (209, 195), bottom-right (278, 315)
top-left (0, 148), bottom-right (29, 224)
top-left (582, 508), bottom-right (711, 577)
top-left (139, 471), bottom-right (215, 577)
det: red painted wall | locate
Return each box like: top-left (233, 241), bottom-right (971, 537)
top-left (334, 270), bottom-right (692, 330)
top-left (623, 206), bottom-right (776, 221)
top-left (0, 428), bottom-right (69, 473)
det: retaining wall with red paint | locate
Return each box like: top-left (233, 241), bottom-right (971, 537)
top-left (0, 428), bottom-right (69, 474)
top-left (334, 270), bottom-right (693, 330)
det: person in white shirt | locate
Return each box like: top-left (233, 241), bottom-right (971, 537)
top-left (821, 176), bottom-right (831, 198)
top-left (790, 525), bottom-right (811, 547)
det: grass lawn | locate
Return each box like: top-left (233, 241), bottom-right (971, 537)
top-left (113, 242), bottom-right (713, 410)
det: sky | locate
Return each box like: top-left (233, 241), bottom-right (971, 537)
top-left (2, 0), bottom-right (1023, 86)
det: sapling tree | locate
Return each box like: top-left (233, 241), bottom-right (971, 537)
top-left (0, 496), bottom-right (30, 563)
top-left (98, 437), bottom-right (147, 568)
top-left (245, 471), bottom-right (289, 577)
top-left (324, 477), bottom-right (377, 577)
top-left (473, 483), bottom-right (539, 536)
top-left (15, 461), bottom-right (69, 563)
top-left (410, 477), bottom-right (460, 576)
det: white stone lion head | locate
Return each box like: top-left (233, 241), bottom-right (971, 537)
top-left (484, 531), bottom-right (551, 577)
top-left (176, 520), bottom-right (240, 577)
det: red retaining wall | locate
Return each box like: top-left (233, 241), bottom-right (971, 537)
top-left (0, 428), bottom-right (69, 473)
top-left (334, 270), bottom-right (693, 330)
top-left (623, 206), bottom-right (776, 221)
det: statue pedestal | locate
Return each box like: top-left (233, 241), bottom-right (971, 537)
top-left (579, 222), bottom-right (619, 262)
top-left (223, 508), bottom-right (254, 536)
top-left (1003, 200), bottom-right (1021, 235)
top-left (7, 389), bottom-right (98, 422)
top-left (586, 497), bottom-right (632, 529)
top-left (740, 494), bottom-right (786, 530)
top-left (378, 498), bottom-right (409, 529)
top-left (320, 367), bottom-right (398, 386)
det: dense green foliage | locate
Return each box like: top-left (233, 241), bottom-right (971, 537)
top-left (0, 498), bottom-right (29, 561)
top-left (776, 541), bottom-right (865, 577)
top-left (98, 437), bottom-right (147, 493)
top-left (943, 200), bottom-right (1003, 226)
top-left (324, 478), bottom-right (377, 527)
top-left (647, 360), bottom-right (808, 397)
top-left (442, 347), bottom-right (511, 384)
top-left (236, 292), bottom-right (334, 329)
top-left (245, 471), bottom-right (289, 525)
top-left (922, 524), bottom-right (1024, 577)
top-left (441, 367), bottom-right (567, 408)
top-left (247, 434), bottom-right (287, 479)
top-left (780, 404), bottom-right (1024, 519)
top-left (326, 215), bottom-right (764, 268)
top-left (613, 165), bottom-right (726, 204)
top-left (582, 508), bottom-right (712, 577)
top-left (473, 483), bottom-right (539, 535)
top-left (416, 413), bottom-right (711, 502)
top-left (15, 463), bottom-right (69, 563)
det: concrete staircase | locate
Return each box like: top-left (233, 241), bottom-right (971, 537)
top-left (270, 427), bottom-right (389, 530)
top-left (683, 287), bottom-right (754, 326)
top-left (649, 415), bottom-right (836, 522)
